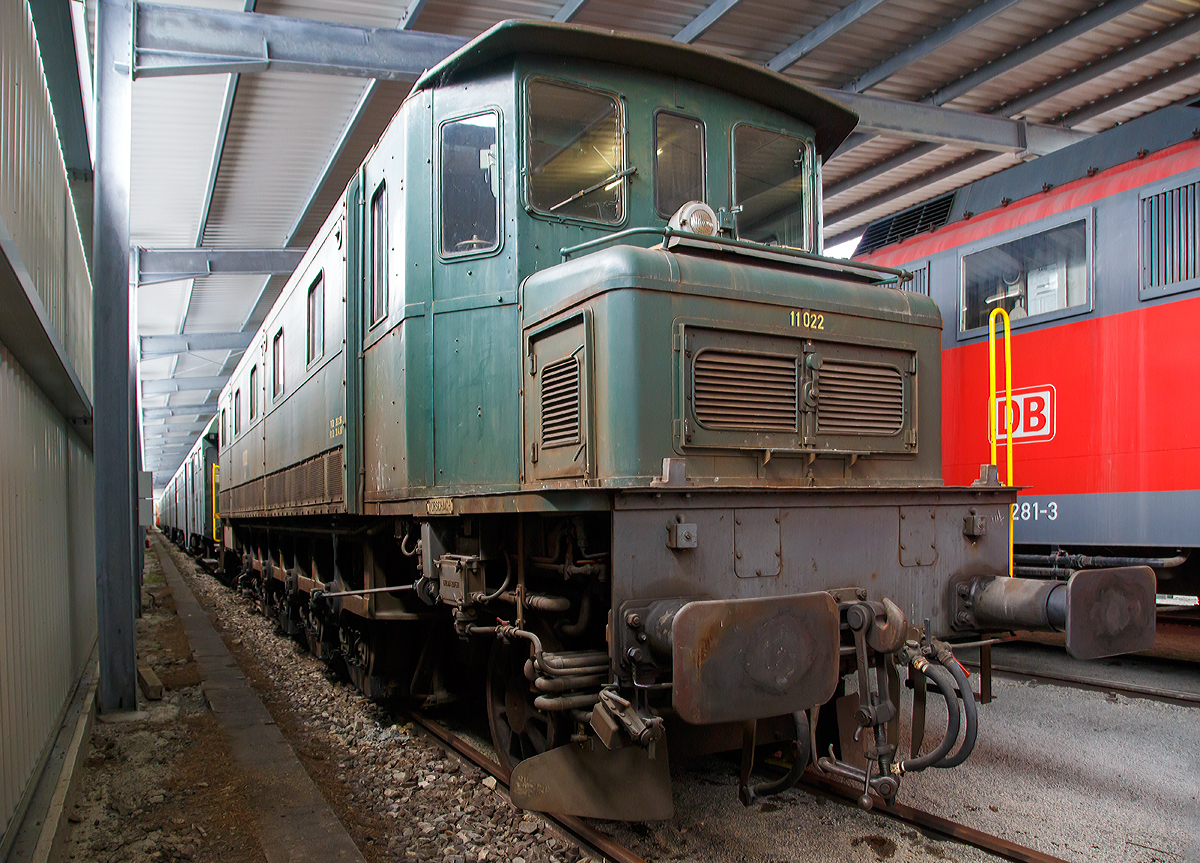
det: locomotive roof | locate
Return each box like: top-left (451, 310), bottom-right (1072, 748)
top-left (413, 20), bottom-right (858, 162)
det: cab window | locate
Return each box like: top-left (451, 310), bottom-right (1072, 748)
top-left (526, 79), bottom-right (624, 223)
top-left (961, 218), bottom-right (1088, 332)
top-left (441, 112), bottom-right (500, 256)
top-left (733, 125), bottom-right (810, 248)
top-left (655, 112), bottom-right (705, 218)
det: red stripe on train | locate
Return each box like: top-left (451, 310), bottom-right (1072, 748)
top-left (862, 139), bottom-right (1200, 269)
top-left (943, 298), bottom-right (1200, 495)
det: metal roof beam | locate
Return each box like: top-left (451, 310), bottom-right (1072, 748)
top-left (142, 402), bottom-right (218, 418)
top-left (674, 0), bottom-right (743, 44)
top-left (142, 376), bottom-right (229, 394)
top-left (137, 247), bottom-right (305, 284)
top-left (133, 2), bottom-right (468, 80)
top-left (767, 0), bottom-right (890, 73)
top-left (1000, 13), bottom-right (1200, 117)
top-left (1060, 57), bottom-right (1200, 126)
top-left (552, 0), bottom-right (590, 23)
top-left (844, 0), bottom-right (1025, 93)
top-left (928, 0), bottom-right (1149, 107)
top-left (825, 0), bottom-right (1151, 162)
top-left (140, 331), bottom-right (254, 356)
top-left (817, 87), bottom-right (1091, 153)
top-left (824, 142), bottom-right (942, 199)
top-left (824, 150), bottom-right (1003, 229)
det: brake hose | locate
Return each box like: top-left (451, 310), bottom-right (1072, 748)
top-left (896, 660), bottom-right (960, 774)
top-left (934, 653), bottom-right (978, 769)
top-left (744, 711), bottom-right (812, 802)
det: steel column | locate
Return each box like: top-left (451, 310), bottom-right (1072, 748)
top-left (93, 0), bottom-right (138, 713)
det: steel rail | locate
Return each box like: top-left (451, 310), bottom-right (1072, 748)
top-left (404, 711), bottom-right (647, 863)
top-left (799, 772), bottom-right (1073, 863)
top-left (959, 661), bottom-right (1200, 707)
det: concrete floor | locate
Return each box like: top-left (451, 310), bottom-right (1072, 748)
top-left (593, 662), bottom-right (1199, 863)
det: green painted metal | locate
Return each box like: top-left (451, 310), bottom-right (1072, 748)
top-left (217, 23), bottom-right (944, 512)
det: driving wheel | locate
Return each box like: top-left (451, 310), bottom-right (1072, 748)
top-left (486, 634), bottom-right (563, 773)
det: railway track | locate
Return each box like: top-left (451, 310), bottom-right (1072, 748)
top-left (961, 661), bottom-right (1200, 708)
top-left (404, 711), bottom-right (647, 863)
top-left (184, 552), bottom-right (1093, 863)
top-left (405, 707), bottom-right (1076, 863)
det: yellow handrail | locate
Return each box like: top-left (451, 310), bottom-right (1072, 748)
top-left (212, 464), bottom-right (220, 541)
top-left (988, 308), bottom-right (1014, 577)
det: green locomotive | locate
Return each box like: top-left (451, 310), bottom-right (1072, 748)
top-left (213, 21), bottom-right (1155, 817)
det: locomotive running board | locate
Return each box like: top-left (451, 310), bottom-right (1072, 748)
top-left (509, 740), bottom-right (673, 820)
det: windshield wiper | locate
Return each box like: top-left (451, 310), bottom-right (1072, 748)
top-left (549, 166), bottom-right (637, 213)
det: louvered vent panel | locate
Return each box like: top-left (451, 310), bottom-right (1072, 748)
top-left (857, 193), bottom-right (955, 255)
top-left (1142, 180), bottom-right (1198, 290)
top-left (817, 361), bottom-right (903, 435)
top-left (541, 356), bottom-right (581, 447)
top-left (693, 351), bottom-right (797, 431)
top-left (326, 448), bottom-right (344, 501)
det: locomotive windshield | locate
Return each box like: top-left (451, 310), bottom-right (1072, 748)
top-left (655, 111), bottom-right (705, 218)
top-left (441, 112), bottom-right (500, 255)
top-left (526, 79), bottom-right (624, 223)
top-left (733, 124), bottom-right (811, 249)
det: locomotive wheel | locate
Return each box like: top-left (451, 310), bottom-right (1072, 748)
top-left (487, 635), bottom-right (563, 773)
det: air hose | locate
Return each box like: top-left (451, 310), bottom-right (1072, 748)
top-left (896, 659), bottom-right (960, 775)
top-left (934, 648), bottom-right (978, 769)
top-left (743, 711), bottom-right (812, 802)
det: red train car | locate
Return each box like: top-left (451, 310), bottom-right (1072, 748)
top-left (855, 103), bottom-right (1200, 596)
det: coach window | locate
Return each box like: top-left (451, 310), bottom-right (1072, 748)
top-left (655, 112), bottom-right (705, 218)
top-left (234, 389), bottom-right (241, 436)
top-left (961, 218), bottom-right (1089, 332)
top-left (272, 328), bottom-right (284, 398)
top-left (526, 79), bottom-right (624, 224)
top-left (369, 183), bottom-right (387, 325)
top-left (733, 125), bottom-right (812, 249)
top-left (249, 366), bottom-right (257, 420)
top-left (221, 409), bottom-right (227, 447)
top-left (307, 272), bottom-right (324, 365)
top-left (441, 112), bottom-right (500, 256)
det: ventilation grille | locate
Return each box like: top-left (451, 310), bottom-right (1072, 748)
top-left (693, 351), bottom-right (797, 431)
top-left (224, 450), bottom-right (344, 515)
top-left (817, 361), bottom-right (903, 435)
top-left (221, 478), bottom-right (264, 516)
top-left (906, 262), bottom-right (929, 296)
top-left (857, 193), bottom-right (954, 255)
top-left (541, 356), bottom-right (581, 447)
top-left (1142, 180), bottom-right (1198, 290)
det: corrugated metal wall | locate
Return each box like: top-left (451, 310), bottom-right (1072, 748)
top-left (0, 0), bottom-right (94, 400)
top-left (0, 0), bottom-right (97, 845)
top-left (0, 346), bottom-right (96, 842)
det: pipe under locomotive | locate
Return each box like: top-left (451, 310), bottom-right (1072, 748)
top-left (167, 21), bottom-right (1158, 819)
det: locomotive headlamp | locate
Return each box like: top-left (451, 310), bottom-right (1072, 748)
top-left (668, 201), bottom-right (718, 237)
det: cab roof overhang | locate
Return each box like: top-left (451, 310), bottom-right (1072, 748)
top-left (413, 20), bottom-right (859, 163)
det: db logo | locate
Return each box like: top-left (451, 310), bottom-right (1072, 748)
top-left (990, 385), bottom-right (1055, 444)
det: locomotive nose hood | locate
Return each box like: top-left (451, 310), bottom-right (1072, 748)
top-left (521, 241), bottom-right (942, 332)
